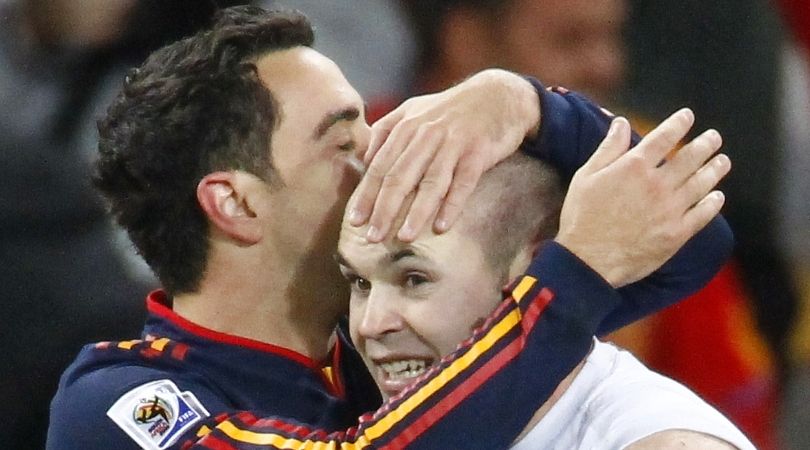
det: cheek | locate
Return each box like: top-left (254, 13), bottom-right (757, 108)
top-left (412, 309), bottom-right (466, 358)
top-left (348, 299), bottom-right (365, 345)
top-left (414, 289), bottom-right (497, 358)
top-left (454, 280), bottom-right (501, 333)
top-left (297, 159), bottom-right (358, 214)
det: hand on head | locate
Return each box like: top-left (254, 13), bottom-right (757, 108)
top-left (347, 69), bottom-right (540, 243)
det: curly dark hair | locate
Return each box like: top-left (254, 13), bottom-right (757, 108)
top-left (95, 6), bottom-right (314, 295)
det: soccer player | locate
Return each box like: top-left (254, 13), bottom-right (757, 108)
top-left (338, 116), bottom-right (753, 449)
top-left (48, 6), bottom-right (731, 449)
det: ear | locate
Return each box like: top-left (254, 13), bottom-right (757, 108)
top-left (196, 171), bottom-right (261, 245)
top-left (506, 238), bottom-right (544, 282)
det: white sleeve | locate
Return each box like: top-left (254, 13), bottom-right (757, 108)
top-left (582, 347), bottom-right (757, 450)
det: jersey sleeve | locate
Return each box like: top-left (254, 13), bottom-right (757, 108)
top-left (47, 359), bottom-right (236, 450)
top-left (48, 242), bottom-right (620, 450)
top-left (185, 242), bottom-right (618, 449)
top-left (520, 78), bottom-right (734, 334)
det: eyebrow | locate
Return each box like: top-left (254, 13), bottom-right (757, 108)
top-left (390, 248), bottom-right (418, 263)
top-left (333, 247), bottom-right (421, 270)
top-left (334, 252), bottom-right (352, 269)
top-left (313, 106), bottom-right (361, 140)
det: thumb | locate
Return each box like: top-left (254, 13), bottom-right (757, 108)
top-left (582, 117), bottom-right (631, 173)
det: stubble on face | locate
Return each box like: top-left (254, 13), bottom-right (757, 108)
top-left (253, 47), bottom-right (370, 318)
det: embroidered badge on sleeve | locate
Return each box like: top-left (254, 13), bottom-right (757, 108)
top-left (107, 379), bottom-right (209, 450)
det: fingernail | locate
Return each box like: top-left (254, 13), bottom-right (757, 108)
top-left (348, 208), bottom-right (362, 225)
top-left (434, 218), bottom-right (449, 232)
top-left (610, 117), bottom-right (626, 136)
top-left (367, 226), bottom-right (381, 242)
top-left (708, 129), bottom-right (722, 145)
top-left (608, 118), bottom-right (620, 135)
top-left (398, 222), bottom-right (414, 241)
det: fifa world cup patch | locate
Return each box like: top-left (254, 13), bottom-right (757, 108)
top-left (107, 379), bottom-right (209, 450)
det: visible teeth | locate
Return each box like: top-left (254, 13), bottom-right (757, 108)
top-left (379, 359), bottom-right (428, 380)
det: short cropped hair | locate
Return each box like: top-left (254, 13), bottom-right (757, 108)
top-left (460, 152), bottom-right (565, 280)
top-left (95, 6), bottom-right (313, 294)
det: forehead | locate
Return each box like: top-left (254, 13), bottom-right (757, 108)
top-left (338, 219), bottom-right (472, 268)
top-left (255, 47), bottom-right (363, 124)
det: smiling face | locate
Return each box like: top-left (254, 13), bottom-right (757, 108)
top-left (337, 153), bottom-right (563, 400)
top-left (337, 220), bottom-right (503, 399)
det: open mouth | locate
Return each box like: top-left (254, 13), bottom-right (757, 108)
top-left (374, 358), bottom-right (436, 397)
top-left (379, 359), bottom-right (431, 380)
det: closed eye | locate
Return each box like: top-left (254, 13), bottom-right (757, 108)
top-left (404, 272), bottom-right (429, 289)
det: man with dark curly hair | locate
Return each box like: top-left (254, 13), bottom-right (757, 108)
top-left (47, 6), bottom-right (732, 449)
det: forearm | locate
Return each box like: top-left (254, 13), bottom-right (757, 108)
top-left (520, 78), bottom-right (636, 178)
top-left (176, 243), bottom-right (617, 449)
top-left (600, 216), bottom-right (733, 334)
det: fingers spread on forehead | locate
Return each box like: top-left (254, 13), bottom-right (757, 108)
top-left (631, 108), bottom-right (694, 164)
top-left (366, 124), bottom-right (446, 242)
top-left (347, 114), bottom-right (419, 228)
top-left (396, 142), bottom-right (459, 242)
top-left (432, 151), bottom-right (485, 235)
top-left (342, 183), bottom-right (418, 242)
top-left (665, 128), bottom-right (723, 188)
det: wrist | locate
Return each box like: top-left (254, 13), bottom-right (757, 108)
top-left (515, 75), bottom-right (541, 140)
top-left (552, 235), bottom-right (622, 288)
top-left (502, 71), bottom-right (541, 140)
top-left (475, 69), bottom-right (541, 139)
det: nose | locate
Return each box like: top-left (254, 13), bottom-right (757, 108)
top-left (355, 288), bottom-right (405, 340)
top-left (353, 122), bottom-right (372, 163)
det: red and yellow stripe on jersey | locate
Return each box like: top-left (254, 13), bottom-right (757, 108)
top-left (188, 276), bottom-right (553, 449)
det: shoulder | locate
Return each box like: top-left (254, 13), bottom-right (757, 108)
top-left (626, 430), bottom-right (740, 450)
top-left (53, 338), bottom-right (197, 402)
top-left (48, 339), bottom-right (219, 449)
top-left (581, 342), bottom-right (755, 450)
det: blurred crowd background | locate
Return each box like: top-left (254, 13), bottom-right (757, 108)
top-left (1, 0), bottom-right (807, 448)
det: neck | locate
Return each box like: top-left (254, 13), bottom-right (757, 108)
top-left (172, 243), bottom-right (347, 362)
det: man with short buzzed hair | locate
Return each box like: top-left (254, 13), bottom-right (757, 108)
top-left (49, 6), bottom-right (733, 449)
top-left (340, 114), bottom-right (754, 449)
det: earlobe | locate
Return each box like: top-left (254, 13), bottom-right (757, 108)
top-left (197, 172), bottom-right (261, 244)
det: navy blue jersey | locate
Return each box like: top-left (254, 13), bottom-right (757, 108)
top-left (47, 83), bottom-right (732, 449)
